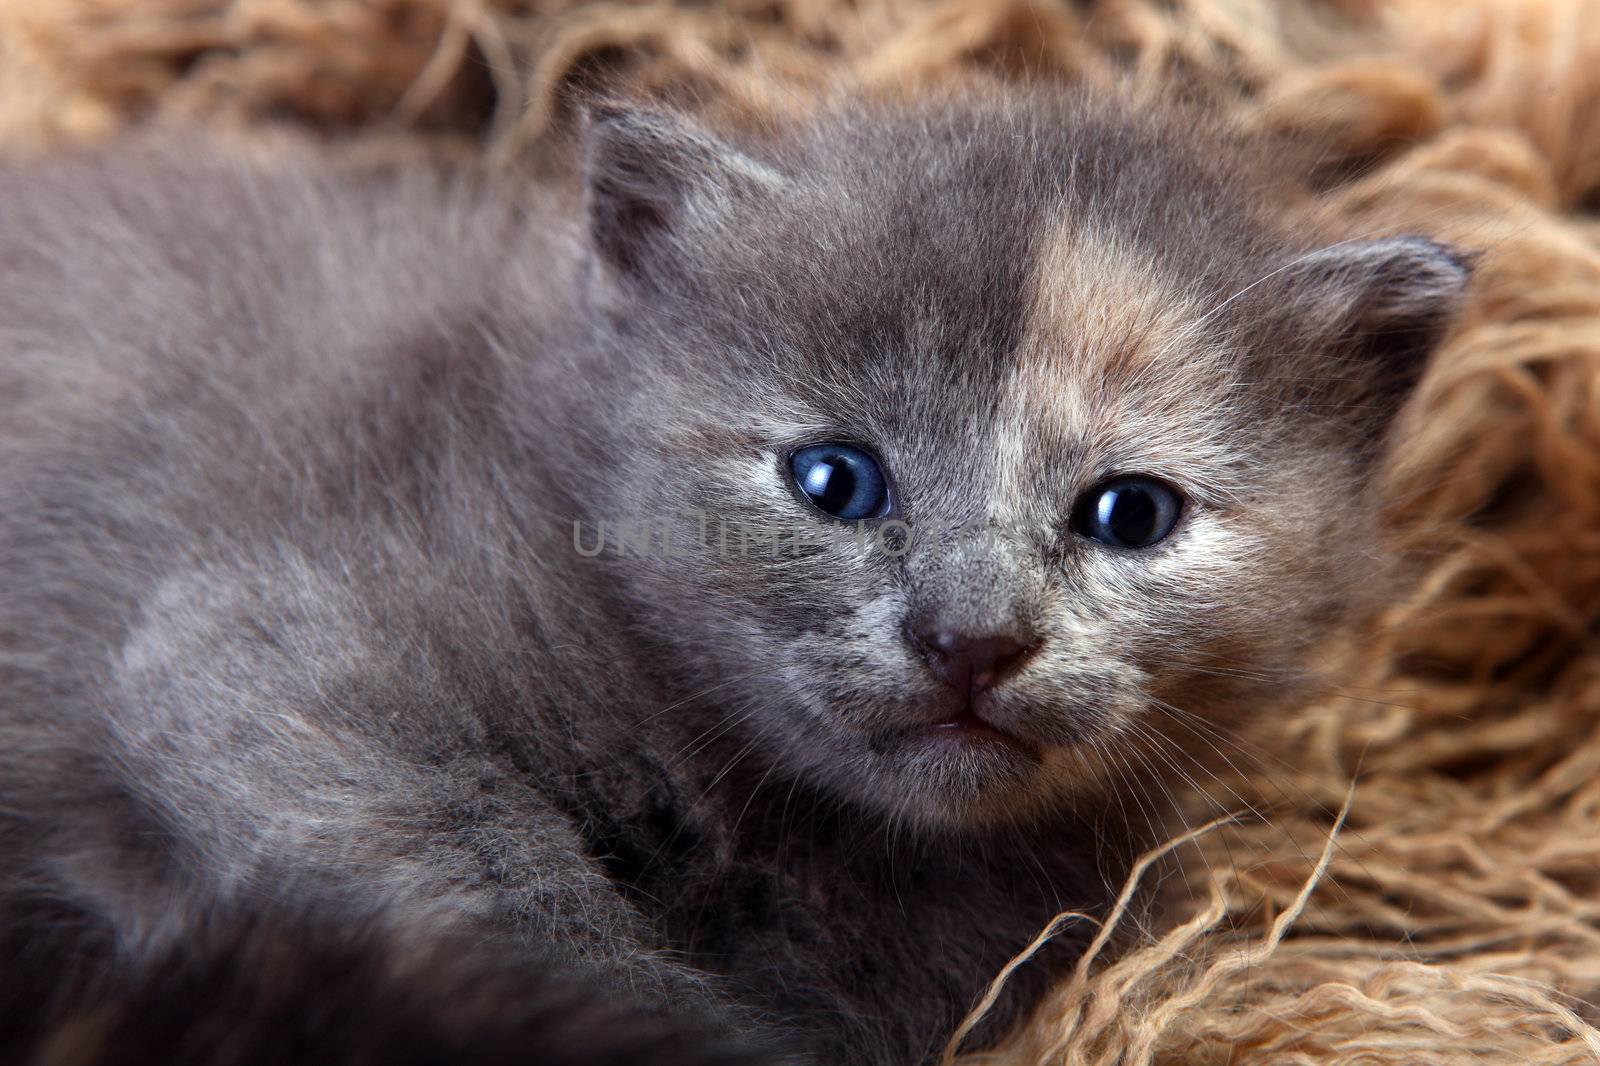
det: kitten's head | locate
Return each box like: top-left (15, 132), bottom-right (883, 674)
top-left (565, 96), bottom-right (1470, 830)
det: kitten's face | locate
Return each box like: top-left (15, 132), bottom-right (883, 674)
top-left (574, 100), bottom-right (1468, 829)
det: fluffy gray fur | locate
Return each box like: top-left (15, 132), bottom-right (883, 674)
top-left (0, 89), bottom-right (1470, 1064)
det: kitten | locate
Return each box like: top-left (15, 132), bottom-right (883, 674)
top-left (0, 89), bottom-right (1469, 1064)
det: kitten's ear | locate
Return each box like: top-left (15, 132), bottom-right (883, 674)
top-left (582, 106), bottom-right (785, 289)
top-left (1285, 235), bottom-right (1474, 405)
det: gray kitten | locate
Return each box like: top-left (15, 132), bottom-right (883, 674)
top-left (0, 89), bottom-right (1469, 1064)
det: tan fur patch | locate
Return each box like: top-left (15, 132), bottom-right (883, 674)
top-left (993, 216), bottom-right (1247, 521)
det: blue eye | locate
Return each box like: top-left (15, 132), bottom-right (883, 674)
top-left (790, 443), bottom-right (890, 521)
top-left (1072, 476), bottom-right (1183, 549)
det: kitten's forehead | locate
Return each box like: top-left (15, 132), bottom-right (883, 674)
top-left (724, 100), bottom-right (1279, 514)
top-left (1009, 219), bottom-right (1213, 433)
top-left (991, 216), bottom-right (1248, 514)
top-left (791, 198), bottom-right (1253, 525)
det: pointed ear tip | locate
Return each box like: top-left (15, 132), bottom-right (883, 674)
top-left (581, 100), bottom-right (634, 132)
top-left (1318, 235), bottom-right (1476, 306)
top-left (580, 100), bottom-right (673, 140)
top-left (1392, 235), bottom-right (1479, 284)
top-left (1443, 243), bottom-right (1481, 280)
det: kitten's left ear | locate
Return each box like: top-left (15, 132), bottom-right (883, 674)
top-left (582, 106), bottom-right (786, 291)
top-left (1285, 235), bottom-right (1475, 405)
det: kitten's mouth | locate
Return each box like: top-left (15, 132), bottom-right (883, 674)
top-left (925, 709), bottom-right (1039, 758)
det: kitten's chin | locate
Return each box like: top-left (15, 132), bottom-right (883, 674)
top-left (775, 686), bottom-right (1130, 828)
top-left (863, 723), bottom-right (1099, 829)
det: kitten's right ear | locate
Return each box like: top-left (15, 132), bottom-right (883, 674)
top-left (582, 106), bottom-right (785, 289)
top-left (1283, 235), bottom-right (1474, 404)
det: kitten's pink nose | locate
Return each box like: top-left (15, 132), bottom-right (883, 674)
top-left (912, 628), bottom-right (1035, 694)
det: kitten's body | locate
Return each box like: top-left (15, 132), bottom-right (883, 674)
top-left (0, 94), bottom-right (1467, 1064)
